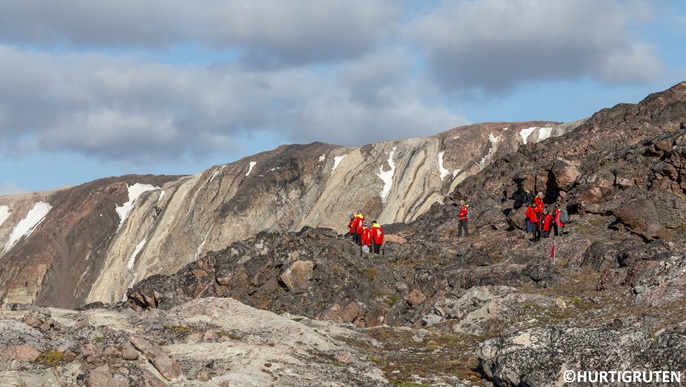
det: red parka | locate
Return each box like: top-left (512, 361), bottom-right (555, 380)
top-left (526, 205), bottom-right (539, 223)
top-left (534, 197), bottom-right (544, 214)
top-left (371, 223), bottom-right (384, 245)
top-left (361, 226), bottom-right (371, 246)
top-left (459, 205), bottom-right (469, 221)
top-left (542, 213), bottom-right (553, 232)
top-left (354, 214), bottom-right (365, 235)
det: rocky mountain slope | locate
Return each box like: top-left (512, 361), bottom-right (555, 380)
top-left (123, 81), bottom-right (686, 384)
top-left (0, 119), bottom-right (576, 309)
top-left (1, 81), bottom-right (686, 386)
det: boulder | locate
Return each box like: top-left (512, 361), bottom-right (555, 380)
top-left (279, 260), bottom-right (315, 293)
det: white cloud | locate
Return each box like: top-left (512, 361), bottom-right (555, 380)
top-left (0, 44), bottom-right (465, 164)
top-left (409, 0), bottom-right (664, 93)
top-left (0, 0), bottom-right (400, 67)
top-left (0, 182), bottom-right (25, 195)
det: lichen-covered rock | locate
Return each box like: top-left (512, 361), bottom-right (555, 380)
top-left (0, 298), bottom-right (389, 386)
top-left (478, 327), bottom-right (686, 387)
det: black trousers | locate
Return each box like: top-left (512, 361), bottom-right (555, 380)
top-left (531, 222), bottom-right (540, 241)
top-left (458, 219), bottom-right (469, 236)
top-left (353, 233), bottom-right (362, 245)
top-left (372, 243), bottom-right (381, 254)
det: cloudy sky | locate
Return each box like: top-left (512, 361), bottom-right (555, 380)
top-left (1, 0), bottom-right (685, 194)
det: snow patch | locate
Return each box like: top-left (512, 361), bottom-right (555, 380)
top-left (377, 147), bottom-right (397, 203)
top-left (520, 127), bottom-right (538, 145)
top-left (0, 205), bottom-right (10, 227)
top-left (116, 184), bottom-right (160, 229)
top-left (3, 201), bottom-right (52, 252)
top-left (537, 127), bottom-right (553, 142)
top-left (196, 239), bottom-right (206, 260)
top-left (127, 239), bottom-right (147, 271)
top-left (195, 230), bottom-right (212, 260)
top-left (332, 154), bottom-right (347, 173)
top-left (245, 161), bottom-right (257, 176)
top-left (503, 127), bottom-right (509, 131)
top-left (209, 165), bottom-right (225, 182)
top-left (318, 154), bottom-right (326, 162)
top-left (478, 132), bottom-right (502, 171)
top-left (438, 151), bottom-right (450, 180)
top-left (122, 238), bottom-right (147, 301)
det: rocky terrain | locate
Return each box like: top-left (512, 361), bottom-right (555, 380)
top-left (0, 297), bottom-right (388, 386)
top-left (0, 81), bottom-right (686, 386)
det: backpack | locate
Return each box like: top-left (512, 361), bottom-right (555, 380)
top-left (561, 209), bottom-right (569, 223)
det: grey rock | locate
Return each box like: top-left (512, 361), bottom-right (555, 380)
top-left (479, 327), bottom-right (686, 387)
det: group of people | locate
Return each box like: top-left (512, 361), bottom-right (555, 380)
top-left (525, 192), bottom-right (566, 242)
top-left (347, 212), bottom-right (385, 254)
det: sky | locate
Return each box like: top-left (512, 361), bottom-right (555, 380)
top-left (1, 0), bottom-right (685, 194)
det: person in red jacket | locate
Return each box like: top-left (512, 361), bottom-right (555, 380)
top-left (553, 203), bottom-right (566, 236)
top-left (361, 221), bottom-right (371, 253)
top-left (371, 221), bottom-right (384, 254)
top-left (353, 212), bottom-right (365, 246)
top-left (534, 192), bottom-right (544, 216)
top-left (458, 200), bottom-right (470, 237)
top-left (346, 213), bottom-right (355, 239)
top-left (526, 202), bottom-right (541, 241)
top-left (541, 207), bottom-right (553, 238)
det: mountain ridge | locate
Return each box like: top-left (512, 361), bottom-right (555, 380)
top-left (0, 119), bottom-right (575, 308)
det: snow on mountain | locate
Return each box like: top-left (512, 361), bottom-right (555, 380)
top-left (0, 205), bottom-right (10, 227)
top-left (116, 184), bottom-right (160, 229)
top-left (378, 147), bottom-right (397, 203)
top-left (3, 201), bottom-right (51, 253)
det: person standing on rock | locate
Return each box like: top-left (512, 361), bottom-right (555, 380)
top-left (346, 213), bottom-right (355, 239)
top-left (361, 221), bottom-right (371, 253)
top-left (371, 221), bottom-right (384, 254)
top-left (541, 207), bottom-right (553, 238)
top-left (553, 203), bottom-right (566, 236)
top-left (526, 202), bottom-right (541, 242)
top-left (458, 200), bottom-right (470, 237)
top-left (353, 211), bottom-right (365, 246)
top-left (534, 192), bottom-right (544, 216)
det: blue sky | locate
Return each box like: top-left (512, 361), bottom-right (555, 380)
top-left (1, 0), bottom-right (685, 194)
